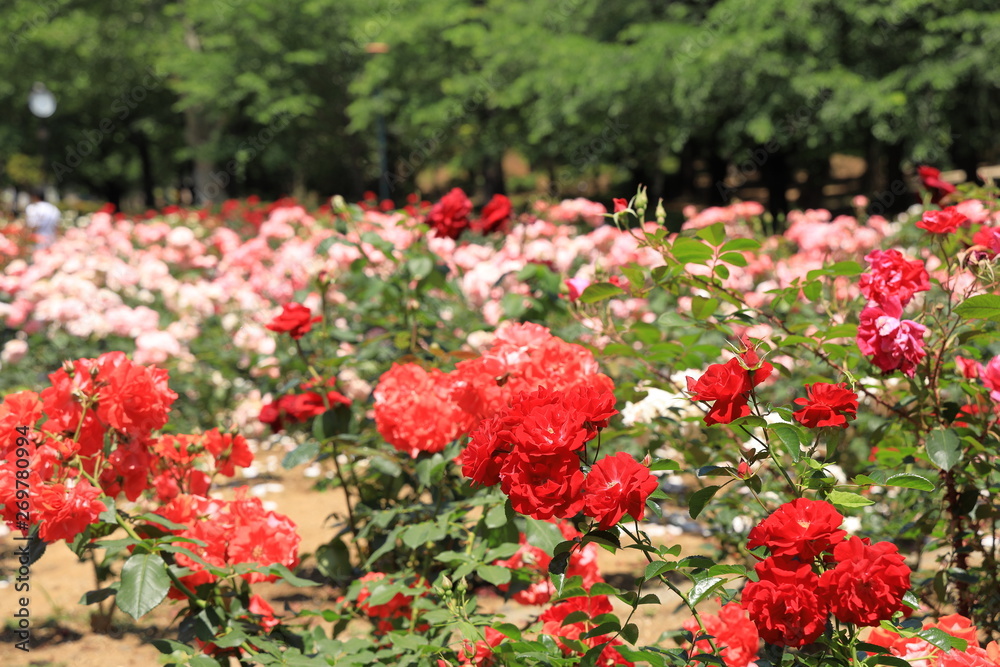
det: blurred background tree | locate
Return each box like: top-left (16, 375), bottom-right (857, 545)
top-left (1, 0), bottom-right (997, 214)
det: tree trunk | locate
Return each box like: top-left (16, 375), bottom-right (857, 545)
top-left (481, 153), bottom-right (505, 200)
top-left (762, 148), bottom-right (789, 221)
top-left (132, 130), bottom-right (156, 208)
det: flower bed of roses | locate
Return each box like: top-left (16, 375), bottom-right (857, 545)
top-left (2, 170), bottom-right (1000, 666)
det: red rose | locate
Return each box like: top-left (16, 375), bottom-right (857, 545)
top-left (428, 187), bottom-right (472, 239)
top-left (687, 356), bottom-right (772, 426)
top-left (938, 646), bottom-right (998, 667)
top-left (927, 614), bottom-right (980, 648)
top-left (613, 198), bottom-right (629, 213)
top-left (583, 452), bottom-right (658, 530)
top-left (741, 558), bottom-right (827, 647)
top-left (857, 301), bottom-right (927, 378)
top-left (374, 363), bottom-right (475, 458)
top-left (94, 351), bottom-right (177, 435)
top-left (917, 165), bottom-right (956, 204)
top-left (792, 382), bottom-right (858, 428)
top-left (500, 450), bottom-right (585, 520)
top-left (747, 498), bottom-right (846, 560)
top-left (33, 480), bottom-right (106, 543)
top-left (858, 249), bottom-right (930, 310)
top-left (817, 537), bottom-right (910, 626)
top-left (266, 303), bottom-right (321, 340)
top-left (917, 206), bottom-right (967, 234)
top-left (473, 194), bottom-right (512, 234)
top-left (683, 602), bottom-right (759, 667)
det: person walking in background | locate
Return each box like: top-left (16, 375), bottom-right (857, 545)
top-left (25, 190), bottom-right (61, 249)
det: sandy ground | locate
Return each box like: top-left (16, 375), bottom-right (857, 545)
top-left (0, 453), bottom-right (712, 666)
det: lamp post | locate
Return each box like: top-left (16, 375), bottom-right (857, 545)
top-left (365, 43), bottom-right (391, 202)
top-left (28, 82), bottom-right (57, 193)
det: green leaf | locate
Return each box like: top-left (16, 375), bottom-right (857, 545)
top-left (926, 428), bottom-right (962, 471)
top-left (485, 503), bottom-right (508, 529)
top-left (884, 473), bottom-right (935, 492)
top-left (524, 518), bottom-right (563, 555)
top-left (826, 490), bottom-right (875, 509)
top-left (719, 252), bottom-right (748, 267)
top-left (116, 553), bottom-right (171, 619)
top-left (918, 627), bottom-right (967, 652)
top-left (477, 565), bottom-right (511, 586)
top-left (621, 623), bottom-right (639, 645)
top-left (770, 424), bottom-right (802, 463)
top-left (283, 440), bottom-right (320, 469)
top-left (579, 282), bottom-right (625, 303)
top-left (721, 238), bottom-right (760, 252)
top-left (649, 459), bottom-right (679, 472)
top-left (690, 296), bottom-right (719, 320)
top-left (672, 237), bottom-right (714, 265)
top-left (315, 537), bottom-right (353, 580)
top-left (695, 223), bottom-right (725, 246)
top-left (493, 623), bottom-right (521, 641)
top-left (954, 294), bottom-right (1000, 321)
top-left (312, 403), bottom-right (353, 442)
top-left (687, 576), bottom-right (725, 607)
top-left (688, 485), bottom-right (721, 519)
top-left (80, 587), bottom-right (117, 605)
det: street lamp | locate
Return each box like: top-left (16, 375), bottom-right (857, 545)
top-left (28, 82), bottom-right (57, 195)
top-left (28, 82), bottom-right (57, 119)
top-left (365, 43), bottom-right (391, 202)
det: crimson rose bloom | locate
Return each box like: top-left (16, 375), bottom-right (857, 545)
top-left (793, 382), bottom-right (858, 428)
top-left (500, 450), bottom-right (585, 520)
top-left (747, 498), bottom-right (846, 560)
top-left (583, 452), bottom-right (658, 529)
top-left (741, 558), bottom-right (828, 647)
top-left (858, 249), bottom-right (930, 310)
top-left (817, 537), bottom-right (910, 626)
top-left (917, 206), bottom-right (967, 234)
top-left (428, 187), bottom-right (472, 239)
top-left (473, 193), bottom-right (512, 233)
top-left (687, 354), bottom-right (773, 426)
top-left (856, 301), bottom-right (927, 378)
top-left (613, 198), bottom-right (629, 213)
top-left (918, 165), bottom-right (956, 204)
top-left (266, 303), bottom-right (321, 340)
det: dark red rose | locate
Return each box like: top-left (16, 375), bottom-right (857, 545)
top-left (265, 303), bottom-right (321, 340)
top-left (793, 382), bottom-right (858, 428)
top-left (473, 194), bottom-right (512, 233)
top-left (427, 187), bottom-right (472, 239)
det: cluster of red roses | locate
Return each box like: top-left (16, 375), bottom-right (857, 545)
top-left (492, 521), bottom-right (602, 605)
top-left (374, 322), bottom-right (613, 457)
top-left (539, 596), bottom-right (633, 666)
top-left (155, 490), bottom-right (301, 598)
top-left (0, 353), bottom-right (266, 568)
top-left (856, 248), bottom-right (930, 377)
top-left (265, 302), bottom-right (323, 340)
top-left (682, 602), bottom-right (759, 667)
top-left (870, 613), bottom-right (1000, 667)
top-left (462, 384), bottom-right (657, 527)
top-left (742, 498), bottom-right (911, 647)
top-left (427, 188), bottom-right (512, 240)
